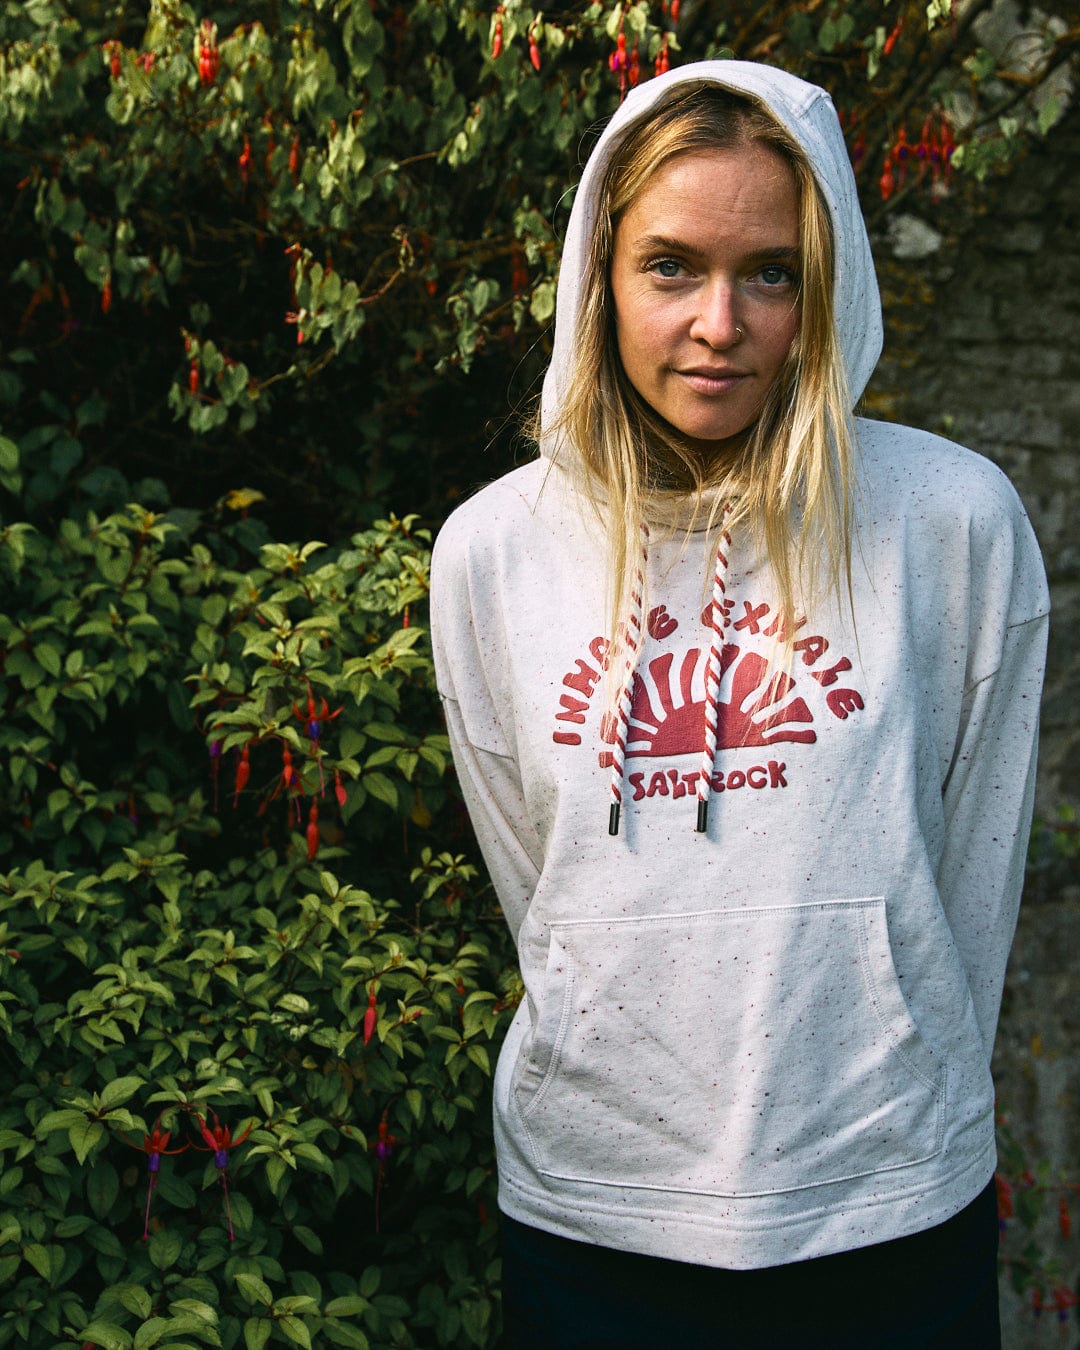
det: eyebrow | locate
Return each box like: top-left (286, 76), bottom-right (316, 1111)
top-left (631, 234), bottom-right (800, 264)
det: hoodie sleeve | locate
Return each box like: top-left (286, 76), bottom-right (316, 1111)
top-left (430, 507), bottom-right (543, 944)
top-left (936, 498), bottom-right (1049, 1060)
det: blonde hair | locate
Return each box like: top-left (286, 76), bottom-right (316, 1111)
top-left (545, 82), bottom-right (855, 653)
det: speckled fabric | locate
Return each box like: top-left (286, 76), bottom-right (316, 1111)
top-left (429, 62), bottom-right (1049, 1270)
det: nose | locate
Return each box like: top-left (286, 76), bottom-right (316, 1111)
top-left (689, 280), bottom-right (743, 349)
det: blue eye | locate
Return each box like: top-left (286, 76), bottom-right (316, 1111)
top-left (758, 264), bottom-right (795, 287)
top-left (650, 258), bottom-right (684, 279)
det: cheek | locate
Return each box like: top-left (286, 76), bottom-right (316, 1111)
top-left (615, 291), bottom-right (675, 374)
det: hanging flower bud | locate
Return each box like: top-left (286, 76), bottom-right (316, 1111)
top-left (238, 137), bottom-right (252, 192)
top-left (363, 986), bottom-right (378, 1045)
top-left (528, 23), bottom-right (541, 71)
top-left (334, 768), bottom-right (347, 809)
top-left (628, 41), bottom-right (640, 88)
top-left (655, 35), bottom-right (670, 77)
top-left (491, 6), bottom-right (503, 59)
top-left (883, 18), bottom-right (903, 57)
top-left (232, 744), bottom-right (250, 807)
top-left (306, 801), bottom-right (320, 861)
top-left (189, 360), bottom-right (200, 394)
top-left (289, 134), bottom-right (301, 183)
top-left (879, 155), bottom-right (895, 202)
top-left (101, 275), bottom-right (112, 315)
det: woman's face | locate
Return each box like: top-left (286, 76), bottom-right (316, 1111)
top-left (610, 143), bottom-right (801, 459)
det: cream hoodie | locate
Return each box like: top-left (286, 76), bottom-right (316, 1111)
top-left (430, 61), bottom-right (1049, 1268)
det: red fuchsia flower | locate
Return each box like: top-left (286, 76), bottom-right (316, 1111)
top-left (528, 23), bottom-right (540, 71)
top-left (192, 1109), bottom-right (253, 1241)
top-left (655, 36), bottom-right (670, 77)
top-left (628, 41), bottom-right (640, 88)
top-left (196, 19), bottom-right (219, 87)
top-left (126, 1116), bottom-right (188, 1240)
top-left (369, 1111), bottom-right (398, 1232)
top-left (293, 686), bottom-right (343, 790)
top-left (491, 7), bottom-right (503, 59)
top-left (610, 29), bottom-right (630, 99)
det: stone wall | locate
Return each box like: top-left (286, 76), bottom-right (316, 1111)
top-left (865, 106), bottom-right (1080, 1347)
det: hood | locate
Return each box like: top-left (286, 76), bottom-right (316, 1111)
top-left (538, 60), bottom-right (883, 453)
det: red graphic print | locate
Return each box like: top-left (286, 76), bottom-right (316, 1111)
top-left (647, 605), bottom-right (679, 640)
top-left (600, 645), bottom-right (817, 759)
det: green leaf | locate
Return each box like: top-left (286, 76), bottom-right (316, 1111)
top-left (235, 1272), bottom-right (274, 1306)
top-left (244, 1320), bottom-right (272, 1350)
top-left (363, 772), bottom-right (398, 809)
top-left (36, 1108), bottom-right (86, 1136)
top-left (277, 1316), bottom-right (312, 1349)
top-left (78, 1321), bottom-right (133, 1350)
top-left (1038, 94), bottom-right (1061, 135)
top-left (147, 1226), bottom-right (182, 1271)
top-left (70, 1116), bottom-right (106, 1164)
top-left (117, 1286), bottom-right (153, 1319)
top-left (23, 1242), bottom-right (55, 1280)
top-left (87, 1159), bottom-right (121, 1218)
top-left (133, 1319), bottom-right (169, 1350)
top-left (324, 1296), bottom-right (369, 1317)
top-left (323, 1321), bottom-right (370, 1349)
top-left (292, 1224), bottom-right (323, 1255)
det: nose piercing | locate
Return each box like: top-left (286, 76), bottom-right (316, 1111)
top-left (734, 326), bottom-right (744, 341)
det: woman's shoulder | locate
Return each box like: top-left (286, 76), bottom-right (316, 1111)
top-left (854, 416), bottom-right (1048, 620)
top-left (854, 417), bottom-right (1031, 527)
top-left (433, 461), bottom-right (550, 560)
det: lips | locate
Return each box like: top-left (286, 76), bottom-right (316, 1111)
top-left (678, 367), bottom-right (749, 395)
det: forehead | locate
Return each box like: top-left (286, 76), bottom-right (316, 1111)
top-left (616, 144), bottom-right (800, 248)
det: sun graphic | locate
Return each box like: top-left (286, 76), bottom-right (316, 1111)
top-left (601, 645), bottom-right (817, 761)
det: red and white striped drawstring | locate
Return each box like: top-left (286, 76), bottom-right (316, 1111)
top-left (697, 525), bottom-right (732, 833)
top-left (608, 533), bottom-right (648, 836)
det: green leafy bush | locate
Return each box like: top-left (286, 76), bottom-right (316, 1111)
top-left (0, 436), bottom-right (518, 1348)
top-left (2, 1), bottom-right (1072, 536)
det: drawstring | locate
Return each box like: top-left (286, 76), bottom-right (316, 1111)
top-left (698, 526), bottom-right (732, 833)
top-left (608, 532), bottom-right (647, 836)
top-left (606, 519), bottom-right (731, 836)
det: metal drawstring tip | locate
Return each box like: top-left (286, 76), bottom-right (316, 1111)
top-left (696, 799), bottom-right (709, 833)
top-left (609, 802), bottom-right (621, 836)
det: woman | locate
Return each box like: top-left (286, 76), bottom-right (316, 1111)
top-left (431, 61), bottom-right (1048, 1348)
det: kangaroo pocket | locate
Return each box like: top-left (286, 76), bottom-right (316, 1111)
top-left (513, 898), bottom-right (946, 1197)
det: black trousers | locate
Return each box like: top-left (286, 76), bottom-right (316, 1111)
top-left (500, 1180), bottom-right (1000, 1349)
